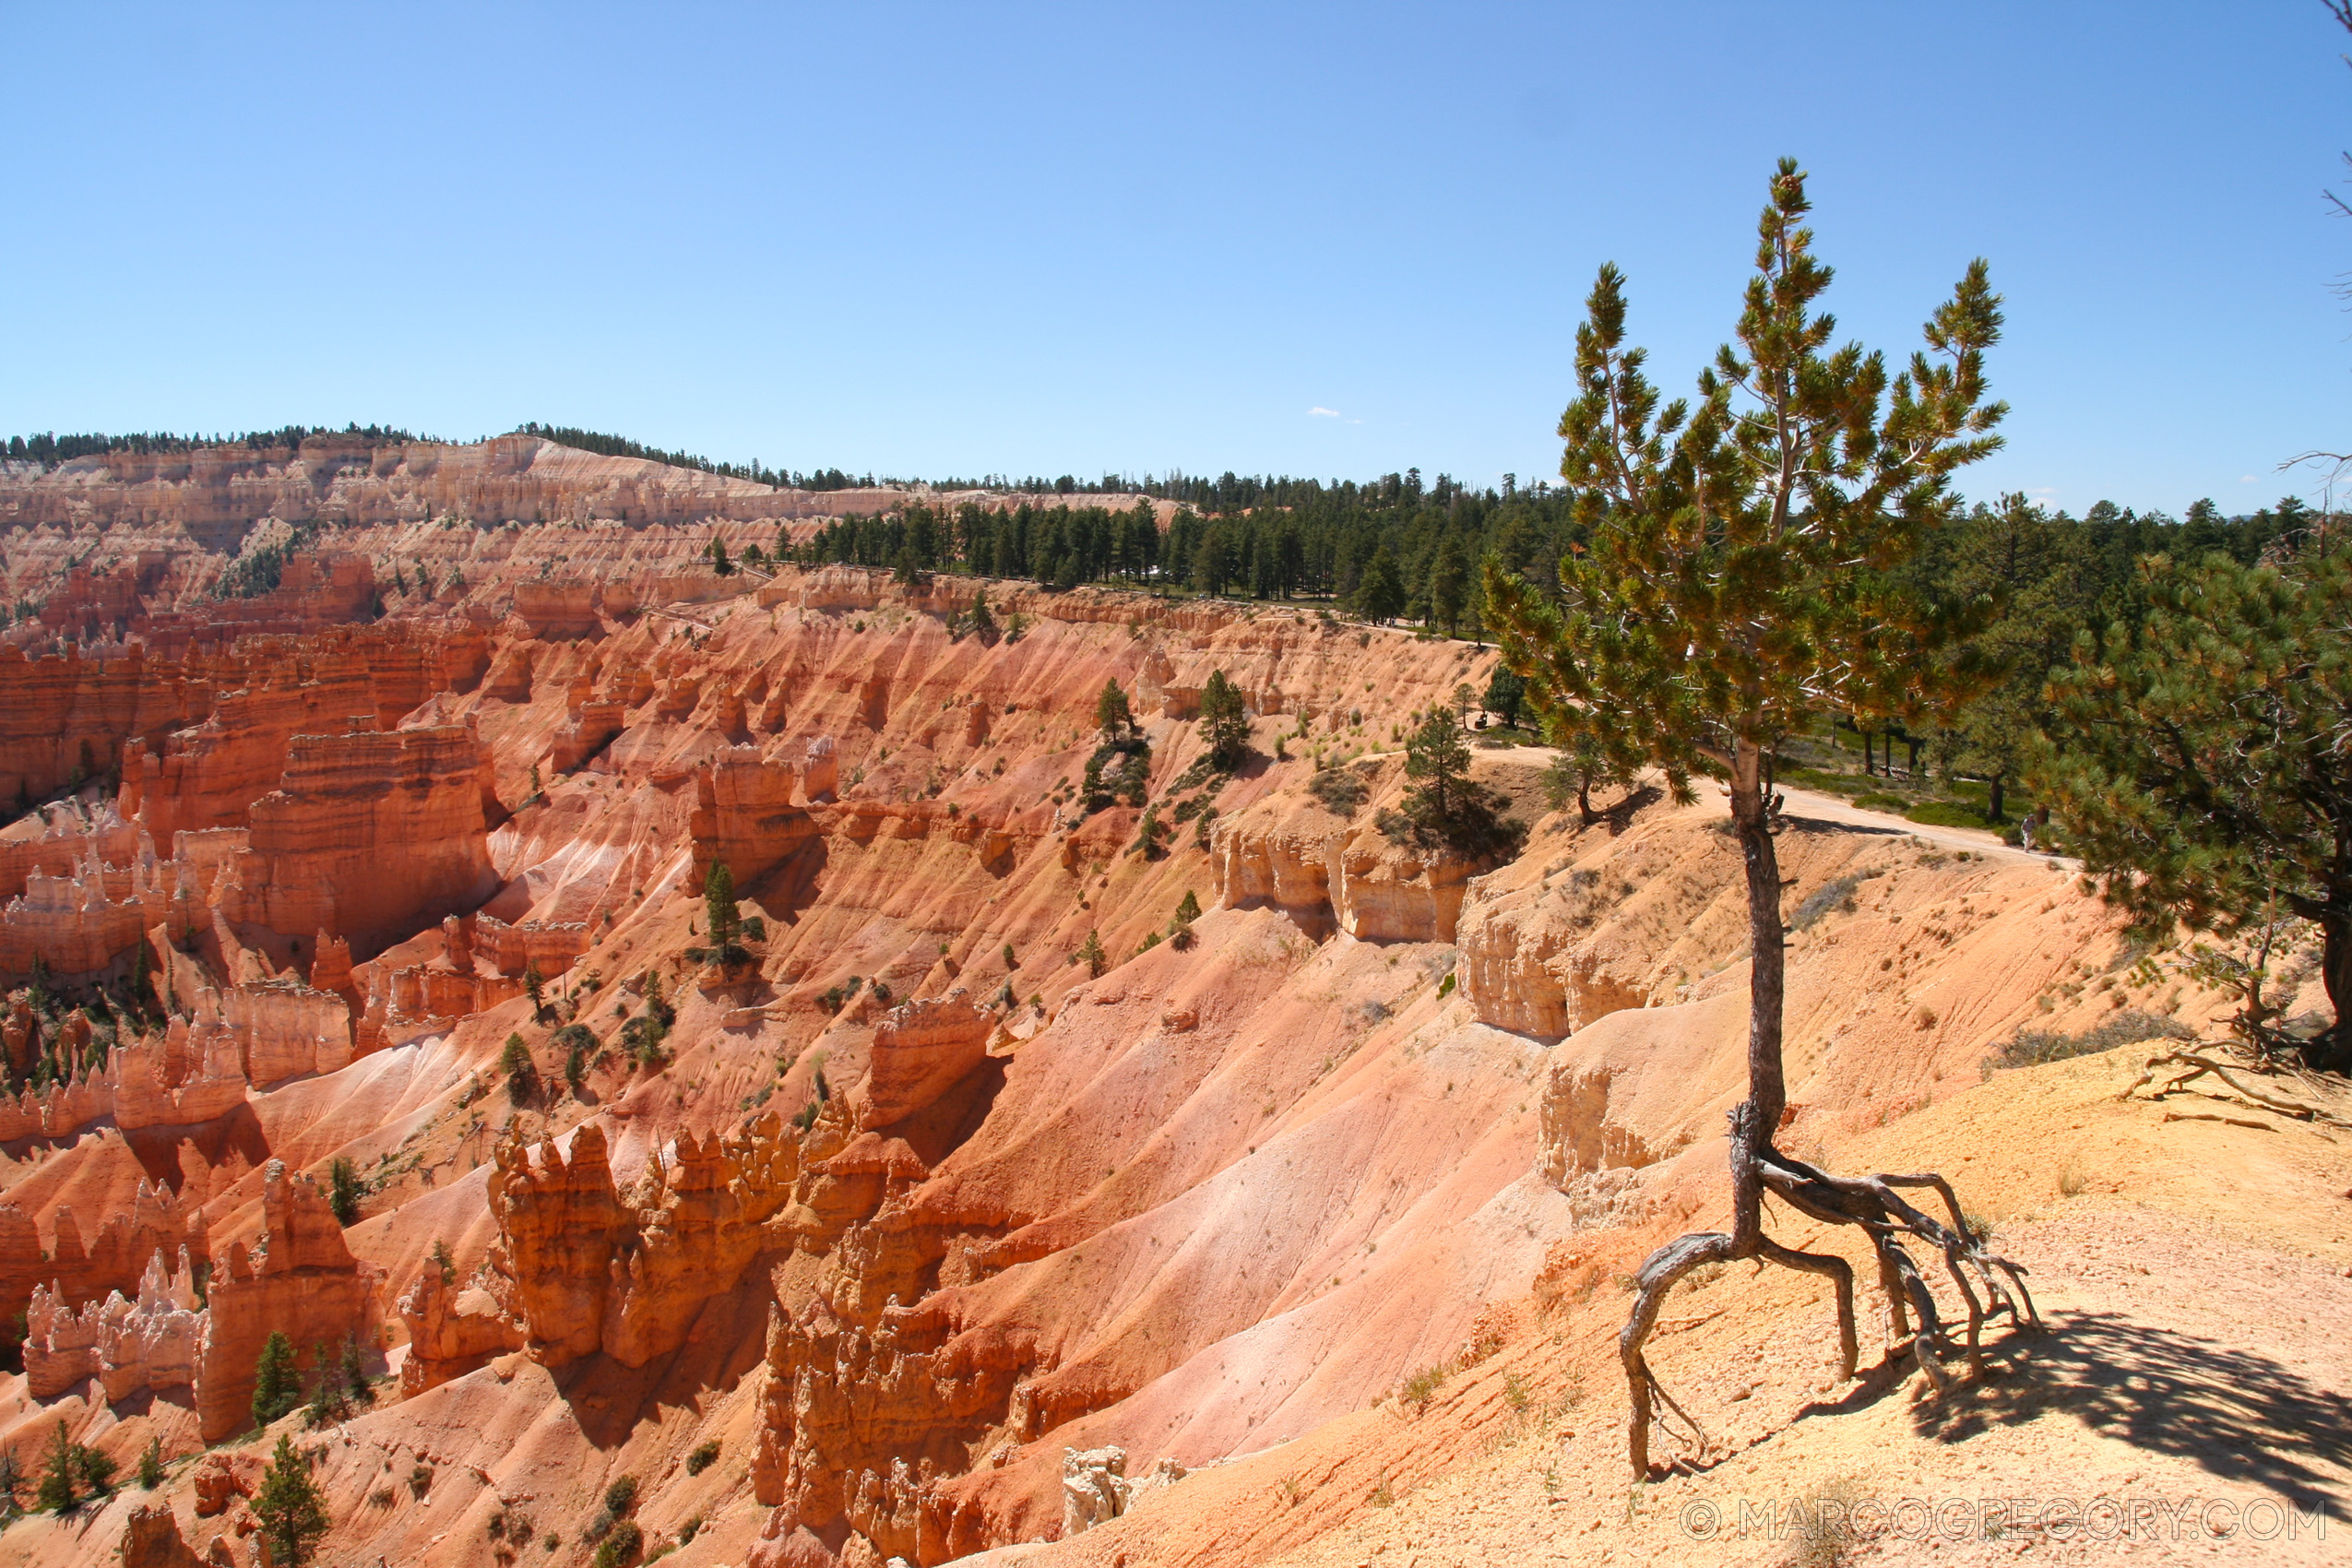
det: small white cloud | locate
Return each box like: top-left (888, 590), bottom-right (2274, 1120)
top-left (2239, 474), bottom-right (2257, 483)
top-left (1308, 406), bottom-right (1343, 419)
top-left (2027, 486), bottom-right (2057, 498)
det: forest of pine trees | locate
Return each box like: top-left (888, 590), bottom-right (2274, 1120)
top-left (781, 470), bottom-right (2318, 647)
top-left (3, 424), bottom-right (418, 467)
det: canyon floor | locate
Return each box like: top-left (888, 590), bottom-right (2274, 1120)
top-left (0, 439), bottom-right (2344, 1568)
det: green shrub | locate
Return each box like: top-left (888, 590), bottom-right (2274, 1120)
top-left (500, 1034), bottom-right (539, 1104)
top-left (327, 1156), bottom-right (362, 1226)
top-left (251, 1331), bottom-right (301, 1428)
top-left (1904, 800), bottom-right (1994, 829)
top-left (1779, 766), bottom-right (1863, 796)
top-left (1397, 1361), bottom-right (1449, 1413)
top-left (487, 1506), bottom-right (536, 1542)
top-left (1306, 766), bottom-right (1368, 816)
top-left (592, 1520), bottom-right (644, 1568)
top-left (36, 1420), bottom-right (75, 1512)
top-left (74, 1435), bottom-right (114, 1496)
top-left (685, 1439), bottom-right (719, 1476)
top-left (1990, 1010), bottom-right (2193, 1070)
top-left (1790, 872), bottom-right (1877, 932)
top-left (619, 1013), bottom-right (669, 1071)
top-left (553, 1021), bottom-right (597, 1093)
top-left (253, 1434), bottom-right (329, 1566)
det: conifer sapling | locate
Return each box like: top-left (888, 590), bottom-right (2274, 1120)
top-left (1485, 160), bottom-right (2037, 1475)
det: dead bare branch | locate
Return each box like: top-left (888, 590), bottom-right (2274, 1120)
top-left (2121, 1048), bottom-right (2352, 1130)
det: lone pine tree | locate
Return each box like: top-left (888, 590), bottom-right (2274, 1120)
top-left (1094, 678), bottom-right (1134, 741)
top-left (304, 1340), bottom-right (347, 1428)
top-left (1485, 160), bottom-right (2037, 1476)
top-left (253, 1433), bottom-right (331, 1566)
top-left (704, 861), bottom-right (742, 951)
top-left (252, 1330), bottom-right (301, 1429)
top-left (1540, 731), bottom-right (1629, 826)
top-left (35, 1420), bottom-right (73, 1513)
top-left (1482, 664), bottom-right (1526, 731)
top-left (327, 1156), bottom-right (362, 1226)
top-left (1403, 710), bottom-right (1472, 823)
top-left (1198, 670), bottom-right (1251, 768)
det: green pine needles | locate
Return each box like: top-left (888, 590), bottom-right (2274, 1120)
top-left (254, 1433), bottom-right (331, 1566)
top-left (1198, 670), bottom-right (1252, 769)
top-left (705, 862), bottom-right (739, 949)
top-left (1486, 162), bottom-right (2004, 814)
top-left (2031, 547), bottom-right (2352, 1071)
top-left (35, 1421), bottom-right (75, 1512)
top-left (327, 1156), bottom-right (362, 1226)
top-left (252, 1330), bottom-right (301, 1430)
top-left (697, 861), bottom-right (754, 971)
top-left (34, 1420), bottom-right (114, 1513)
top-left (1384, 711), bottom-right (1521, 856)
top-left (1095, 678), bottom-right (1135, 742)
top-left (500, 1034), bottom-right (539, 1106)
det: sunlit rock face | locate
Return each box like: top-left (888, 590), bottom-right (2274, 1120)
top-left (0, 465), bottom-right (2191, 1568)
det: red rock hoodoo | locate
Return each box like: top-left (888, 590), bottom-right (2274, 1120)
top-left (0, 439), bottom-right (2331, 1568)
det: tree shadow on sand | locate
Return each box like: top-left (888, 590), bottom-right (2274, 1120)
top-left (1911, 1312), bottom-right (2350, 1510)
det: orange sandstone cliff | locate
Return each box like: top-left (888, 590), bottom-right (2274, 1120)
top-left (0, 442), bottom-right (2340, 1568)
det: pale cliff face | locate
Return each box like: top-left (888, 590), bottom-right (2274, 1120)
top-left (0, 462), bottom-right (2325, 1568)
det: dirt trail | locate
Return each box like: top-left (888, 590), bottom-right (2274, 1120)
top-left (1774, 781), bottom-right (2069, 868)
top-left (1449, 742), bottom-right (2061, 868)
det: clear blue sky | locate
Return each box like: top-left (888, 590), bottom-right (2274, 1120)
top-left (4, 3), bottom-right (2346, 515)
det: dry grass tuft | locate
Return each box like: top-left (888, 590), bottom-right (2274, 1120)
top-left (1787, 1477), bottom-right (1867, 1568)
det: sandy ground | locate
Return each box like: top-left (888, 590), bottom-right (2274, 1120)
top-left (1023, 1047), bottom-right (2352, 1568)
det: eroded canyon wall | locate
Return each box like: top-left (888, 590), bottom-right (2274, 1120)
top-left (0, 469), bottom-right (2239, 1568)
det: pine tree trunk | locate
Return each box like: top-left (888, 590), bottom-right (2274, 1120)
top-left (1987, 773), bottom-right (2005, 824)
top-left (1579, 778), bottom-right (1594, 826)
top-left (1730, 736), bottom-right (1788, 1140)
top-left (2316, 910), bottom-right (2352, 1075)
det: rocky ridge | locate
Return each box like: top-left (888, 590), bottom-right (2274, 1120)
top-left (0, 457), bottom-right (2331, 1568)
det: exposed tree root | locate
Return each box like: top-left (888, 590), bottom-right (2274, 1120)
top-left (2160, 1111), bottom-right (2277, 1131)
top-left (2121, 1047), bottom-right (2352, 1132)
top-left (1619, 1105), bottom-right (2039, 1476)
